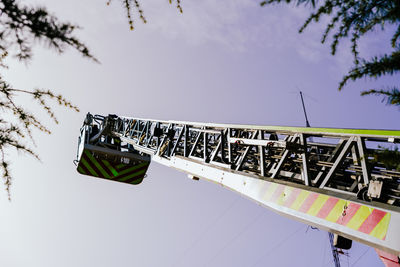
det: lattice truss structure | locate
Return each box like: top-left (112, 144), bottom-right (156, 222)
top-left (86, 114), bottom-right (400, 208)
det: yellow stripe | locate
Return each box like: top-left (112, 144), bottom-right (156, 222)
top-left (325, 199), bottom-right (347, 223)
top-left (262, 183), bottom-right (278, 202)
top-left (276, 186), bottom-right (293, 206)
top-left (370, 213), bottom-right (391, 240)
top-left (290, 190), bottom-right (310, 210)
top-left (346, 205), bottom-right (372, 230)
top-left (307, 194), bottom-right (329, 217)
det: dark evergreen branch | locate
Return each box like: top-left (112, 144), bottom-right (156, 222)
top-left (392, 25), bottom-right (400, 48)
top-left (321, 10), bottom-right (341, 43)
top-left (124, 0), bottom-right (135, 30)
top-left (361, 88), bottom-right (400, 106)
top-left (339, 50), bottom-right (400, 90)
top-left (261, 0), bottom-right (400, 98)
top-left (0, 49), bottom-right (79, 197)
top-left (110, 0), bottom-right (183, 30)
top-left (0, 80), bottom-right (79, 196)
top-left (0, 0), bottom-right (97, 62)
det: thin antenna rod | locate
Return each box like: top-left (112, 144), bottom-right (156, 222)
top-left (299, 91), bottom-right (341, 266)
top-left (299, 91), bottom-right (311, 128)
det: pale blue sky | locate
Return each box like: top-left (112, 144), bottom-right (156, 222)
top-left (0, 0), bottom-right (398, 266)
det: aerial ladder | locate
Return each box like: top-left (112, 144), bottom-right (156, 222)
top-left (75, 113), bottom-right (400, 265)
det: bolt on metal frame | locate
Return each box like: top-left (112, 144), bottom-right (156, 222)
top-left (80, 114), bottom-right (400, 254)
top-left (102, 115), bottom-right (400, 207)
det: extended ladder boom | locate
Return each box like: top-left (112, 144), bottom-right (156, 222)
top-left (76, 113), bottom-right (400, 255)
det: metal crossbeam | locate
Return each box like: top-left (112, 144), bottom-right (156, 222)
top-left (97, 115), bottom-right (400, 207)
top-left (78, 114), bottom-right (400, 254)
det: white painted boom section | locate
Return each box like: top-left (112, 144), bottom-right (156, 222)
top-left (153, 155), bottom-right (400, 255)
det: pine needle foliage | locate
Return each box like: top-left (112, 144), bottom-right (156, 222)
top-left (107, 0), bottom-right (183, 31)
top-left (0, 0), bottom-right (96, 61)
top-left (260, 0), bottom-right (400, 107)
top-left (361, 87), bottom-right (400, 106)
top-left (0, 0), bottom-right (95, 198)
top-left (0, 0), bottom-right (185, 197)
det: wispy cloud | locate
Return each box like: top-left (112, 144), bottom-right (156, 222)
top-left (143, 0), bottom-right (254, 49)
top-left (140, 0), bottom-right (341, 68)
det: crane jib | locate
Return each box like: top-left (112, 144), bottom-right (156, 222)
top-left (75, 113), bottom-right (400, 256)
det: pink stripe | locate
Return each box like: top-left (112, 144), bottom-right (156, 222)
top-left (283, 188), bottom-right (301, 208)
top-left (358, 209), bottom-right (387, 234)
top-left (298, 192), bottom-right (319, 213)
top-left (269, 184), bottom-right (285, 203)
top-left (316, 197), bottom-right (339, 219)
top-left (336, 202), bottom-right (361, 225)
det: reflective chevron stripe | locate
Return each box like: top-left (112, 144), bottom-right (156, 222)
top-left (77, 149), bottom-right (150, 185)
top-left (84, 150), bottom-right (110, 178)
top-left (102, 160), bottom-right (118, 176)
top-left (80, 156), bottom-right (99, 177)
top-left (119, 169), bottom-right (147, 182)
top-left (262, 183), bottom-right (390, 240)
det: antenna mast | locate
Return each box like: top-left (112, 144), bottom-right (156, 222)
top-left (298, 91), bottom-right (342, 267)
top-left (299, 91), bottom-right (311, 128)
